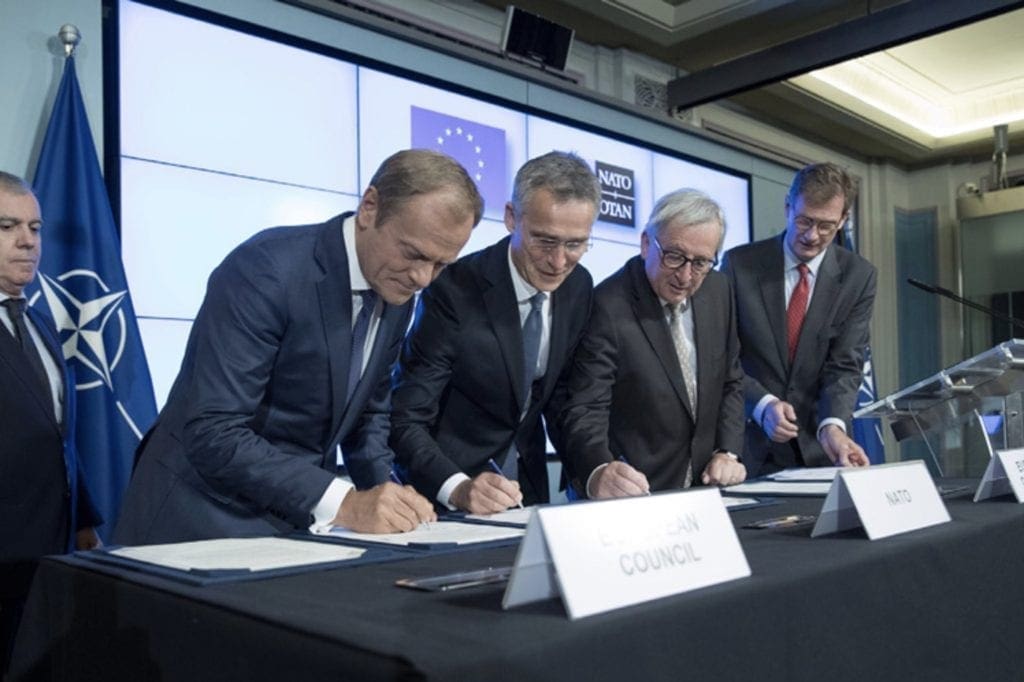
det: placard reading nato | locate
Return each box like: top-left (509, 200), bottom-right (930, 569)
top-left (503, 488), bottom-right (750, 619)
top-left (811, 461), bottom-right (950, 540)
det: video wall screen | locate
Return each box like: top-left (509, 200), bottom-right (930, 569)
top-left (117, 0), bottom-right (751, 407)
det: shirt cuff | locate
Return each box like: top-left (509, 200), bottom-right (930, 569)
top-left (753, 394), bottom-right (779, 426)
top-left (585, 463), bottom-right (610, 499)
top-left (438, 472), bottom-right (471, 511)
top-left (308, 477), bottom-right (354, 533)
top-left (817, 418), bottom-right (847, 440)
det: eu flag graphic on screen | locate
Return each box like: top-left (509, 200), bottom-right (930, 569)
top-left (410, 106), bottom-right (507, 216)
top-left (28, 56), bottom-right (157, 540)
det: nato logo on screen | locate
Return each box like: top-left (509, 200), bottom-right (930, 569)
top-left (410, 106), bottom-right (507, 217)
top-left (596, 161), bottom-right (636, 228)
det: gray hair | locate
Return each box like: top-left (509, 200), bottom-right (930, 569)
top-left (510, 151), bottom-right (601, 217)
top-left (0, 171), bottom-right (33, 196)
top-left (644, 188), bottom-right (725, 252)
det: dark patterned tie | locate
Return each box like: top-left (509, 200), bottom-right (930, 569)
top-left (2, 298), bottom-right (52, 399)
top-left (787, 263), bottom-right (810, 363)
top-left (346, 290), bottom-right (377, 403)
top-left (504, 292), bottom-right (547, 479)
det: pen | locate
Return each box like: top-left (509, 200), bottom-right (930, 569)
top-left (487, 458), bottom-right (524, 509)
top-left (389, 469), bottom-right (431, 529)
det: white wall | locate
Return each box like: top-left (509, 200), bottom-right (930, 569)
top-left (0, 0), bottom-right (104, 179)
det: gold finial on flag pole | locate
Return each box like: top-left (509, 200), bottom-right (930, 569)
top-left (58, 24), bottom-right (81, 58)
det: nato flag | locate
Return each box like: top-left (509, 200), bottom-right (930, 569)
top-left (29, 56), bottom-right (157, 541)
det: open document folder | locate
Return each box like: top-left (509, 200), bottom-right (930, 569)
top-left (317, 521), bottom-right (524, 548)
top-left (110, 537), bottom-right (366, 572)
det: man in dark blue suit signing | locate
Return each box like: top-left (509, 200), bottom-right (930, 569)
top-left (721, 163), bottom-right (875, 477)
top-left (0, 171), bottom-right (101, 673)
top-left (115, 150), bottom-right (483, 544)
top-left (390, 152), bottom-right (600, 513)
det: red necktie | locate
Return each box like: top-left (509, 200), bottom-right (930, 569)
top-left (786, 263), bottom-right (810, 363)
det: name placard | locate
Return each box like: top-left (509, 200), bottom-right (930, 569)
top-left (974, 447), bottom-right (1024, 503)
top-left (811, 461), bottom-right (950, 540)
top-left (502, 488), bottom-right (750, 620)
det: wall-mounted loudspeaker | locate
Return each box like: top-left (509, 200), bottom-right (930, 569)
top-left (501, 6), bottom-right (574, 71)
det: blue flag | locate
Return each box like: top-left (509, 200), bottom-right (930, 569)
top-left (852, 346), bottom-right (886, 464)
top-left (410, 105), bottom-right (507, 220)
top-left (842, 215), bottom-right (885, 463)
top-left (28, 56), bottom-right (157, 540)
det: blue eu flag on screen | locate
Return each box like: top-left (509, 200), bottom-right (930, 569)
top-left (410, 106), bottom-right (507, 219)
top-left (28, 56), bottom-right (157, 540)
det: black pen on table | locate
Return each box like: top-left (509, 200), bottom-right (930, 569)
top-left (487, 458), bottom-right (524, 509)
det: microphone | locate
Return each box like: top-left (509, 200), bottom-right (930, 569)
top-left (906, 278), bottom-right (938, 294)
top-left (907, 278), bottom-right (1024, 331)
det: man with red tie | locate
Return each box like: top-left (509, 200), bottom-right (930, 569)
top-left (721, 163), bottom-right (876, 477)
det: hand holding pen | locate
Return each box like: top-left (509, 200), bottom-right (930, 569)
top-left (589, 455), bottom-right (650, 499)
top-left (448, 458), bottom-right (523, 514)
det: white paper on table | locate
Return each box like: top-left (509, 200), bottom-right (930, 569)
top-left (723, 481), bottom-right (833, 496)
top-left (323, 520), bottom-right (523, 546)
top-left (767, 467), bottom-right (842, 482)
top-left (465, 507), bottom-right (536, 526)
top-left (110, 537), bottom-right (365, 572)
top-left (721, 495), bottom-right (761, 509)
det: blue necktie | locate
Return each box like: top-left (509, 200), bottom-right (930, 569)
top-left (346, 290), bottom-right (377, 403)
top-left (504, 292), bottom-right (546, 479)
top-left (2, 298), bottom-right (52, 401)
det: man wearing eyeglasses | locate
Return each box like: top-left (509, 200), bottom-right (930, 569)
top-left (560, 188), bottom-right (747, 499)
top-left (390, 152), bottom-right (600, 513)
top-left (721, 162), bottom-right (876, 477)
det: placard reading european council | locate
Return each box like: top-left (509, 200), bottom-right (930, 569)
top-left (503, 489), bottom-right (750, 619)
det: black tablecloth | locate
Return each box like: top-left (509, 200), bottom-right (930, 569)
top-left (10, 487), bottom-right (1024, 682)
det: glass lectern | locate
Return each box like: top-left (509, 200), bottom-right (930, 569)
top-left (854, 339), bottom-right (1024, 477)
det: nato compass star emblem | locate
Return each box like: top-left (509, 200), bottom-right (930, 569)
top-left (36, 269), bottom-right (128, 392)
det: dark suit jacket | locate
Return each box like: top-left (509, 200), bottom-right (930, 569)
top-left (0, 303), bottom-right (99, 597)
top-left (559, 256), bottom-right (745, 494)
top-left (114, 214), bottom-right (412, 544)
top-left (721, 234), bottom-right (877, 476)
top-left (390, 237), bottom-right (592, 505)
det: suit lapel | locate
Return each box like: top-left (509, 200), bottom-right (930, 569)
top-left (314, 215), bottom-right (354, 444)
top-left (756, 236), bottom-right (789, 373)
top-left (541, 281), bottom-right (572, 400)
top-left (1, 306), bottom-right (61, 430)
top-left (628, 259), bottom-right (694, 419)
top-left (480, 239), bottom-right (528, 411)
top-left (26, 305), bottom-right (67, 433)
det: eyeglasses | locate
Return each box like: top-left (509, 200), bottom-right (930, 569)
top-left (524, 232), bottom-right (592, 257)
top-left (792, 214), bottom-right (843, 237)
top-left (652, 237), bottom-right (716, 274)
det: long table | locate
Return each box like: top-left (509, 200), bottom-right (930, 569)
top-left (10, 487), bottom-right (1024, 681)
